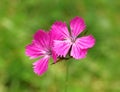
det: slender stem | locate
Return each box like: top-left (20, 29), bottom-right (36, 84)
top-left (65, 61), bottom-right (69, 92)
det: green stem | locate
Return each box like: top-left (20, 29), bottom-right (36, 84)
top-left (65, 60), bottom-right (69, 92)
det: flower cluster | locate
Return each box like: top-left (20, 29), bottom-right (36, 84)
top-left (25, 16), bottom-right (95, 76)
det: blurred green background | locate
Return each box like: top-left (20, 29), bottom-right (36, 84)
top-left (0, 0), bottom-right (120, 92)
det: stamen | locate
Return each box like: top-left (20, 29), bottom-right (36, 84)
top-left (70, 37), bottom-right (76, 43)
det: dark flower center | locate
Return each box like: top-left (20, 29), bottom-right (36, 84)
top-left (70, 37), bottom-right (76, 43)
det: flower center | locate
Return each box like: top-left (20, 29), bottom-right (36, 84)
top-left (70, 37), bottom-right (76, 43)
top-left (42, 49), bottom-right (52, 56)
top-left (46, 50), bottom-right (51, 56)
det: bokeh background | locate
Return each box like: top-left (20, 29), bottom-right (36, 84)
top-left (0, 0), bottom-right (120, 92)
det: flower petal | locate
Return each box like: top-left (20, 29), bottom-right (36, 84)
top-left (51, 50), bottom-right (57, 63)
top-left (51, 21), bottom-right (70, 39)
top-left (71, 43), bottom-right (88, 59)
top-left (70, 16), bottom-right (86, 38)
top-left (25, 40), bottom-right (44, 59)
top-left (76, 35), bottom-right (95, 49)
top-left (33, 57), bottom-right (49, 76)
top-left (53, 40), bottom-right (71, 57)
top-left (49, 30), bottom-right (61, 47)
top-left (34, 30), bottom-right (50, 49)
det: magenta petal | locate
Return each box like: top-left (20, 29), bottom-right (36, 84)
top-left (51, 50), bottom-right (57, 63)
top-left (34, 30), bottom-right (50, 49)
top-left (25, 41), bottom-right (44, 59)
top-left (53, 40), bottom-right (71, 57)
top-left (71, 43), bottom-right (88, 59)
top-left (51, 21), bottom-right (70, 39)
top-left (33, 57), bottom-right (49, 76)
top-left (70, 16), bottom-right (86, 38)
top-left (49, 30), bottom-right (61, 47)
top-left (76, 35), bottom-right (95, 49)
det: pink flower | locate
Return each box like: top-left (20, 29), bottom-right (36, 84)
top-left (51, 16), bottom-right (95, 59)
top-left (25, 30), bottom-right (57, 75)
